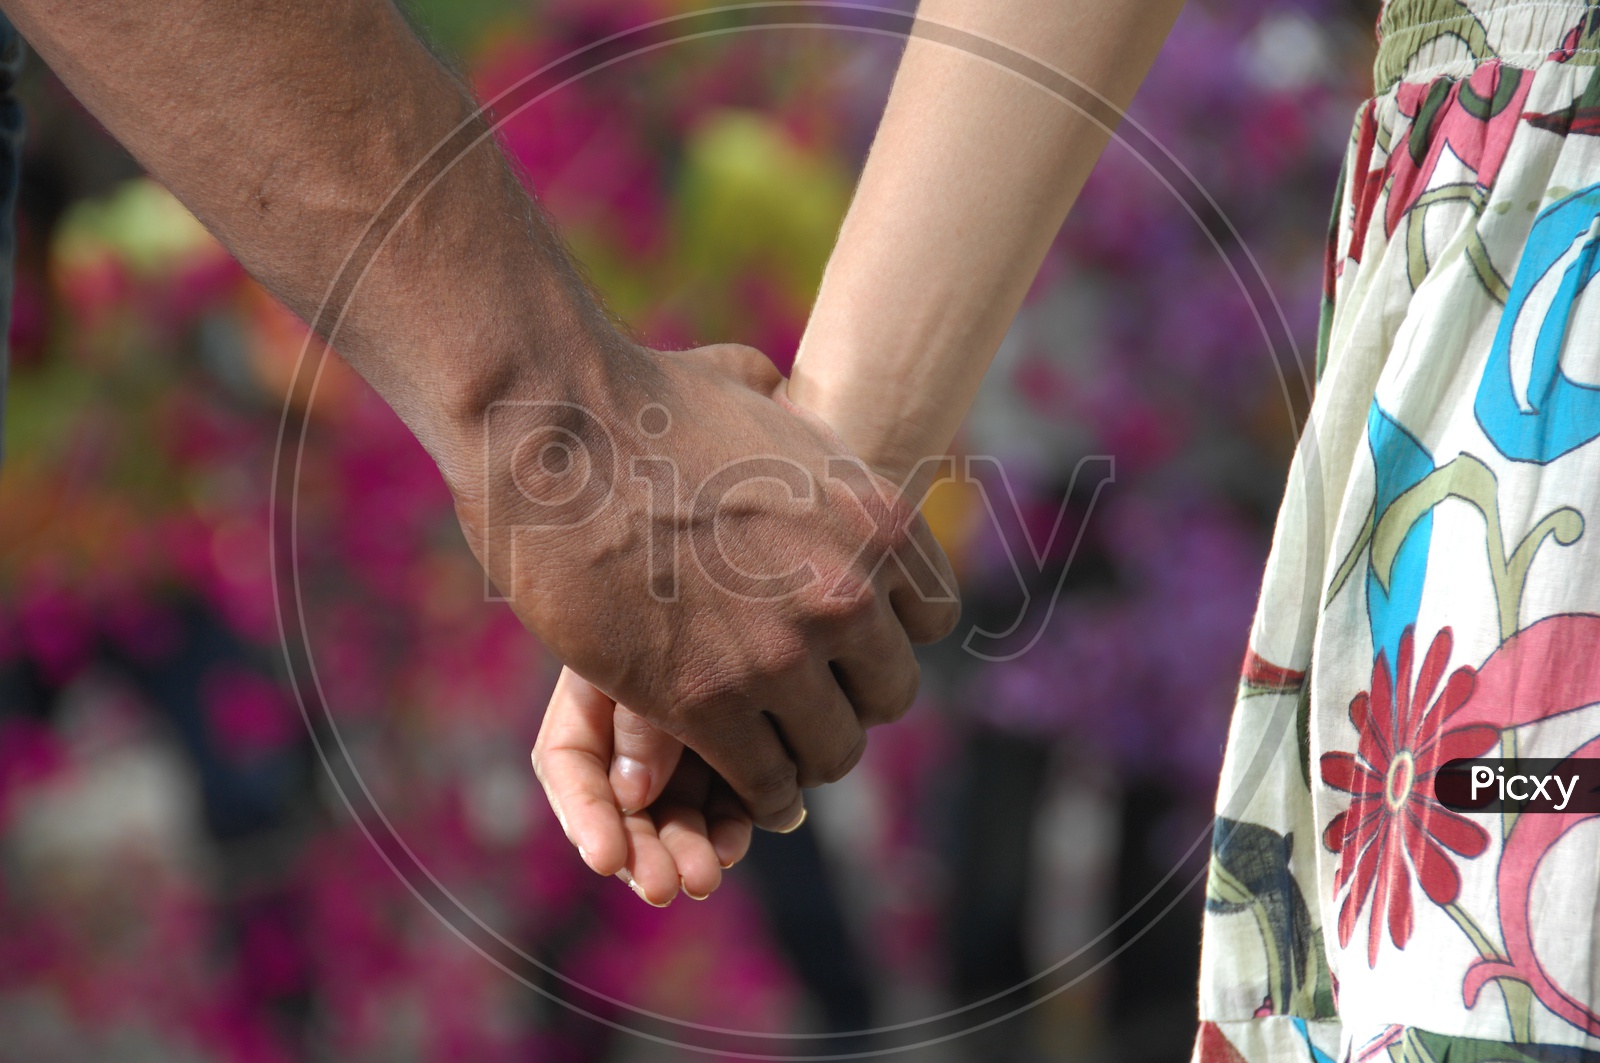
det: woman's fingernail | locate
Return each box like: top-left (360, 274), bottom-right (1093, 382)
top-left (776, 806), bottom-right (807, 834)
top-left (682, 877), bottom-right (711, 901)
top-left (617, 869), bottom-right (669, 908)
top-left (613, 756), bottom-right (649, 814)
top-left (549, 799), bottom-right (570, 840)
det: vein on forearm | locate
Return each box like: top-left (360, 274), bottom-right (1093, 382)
top-left (790, 0), bottom-right (1185, 482)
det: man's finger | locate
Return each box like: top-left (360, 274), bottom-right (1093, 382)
top-left (888, 509), bottom-right (961, 644)
top-left (831, 604), bottom-right (921, 728)
top-left (823, 457), bottom-right (960, 644)
top-left (690, 709), bottom-right (807, 832)
top-left (610, 704), bottom-right (684, 814)
top-left (706, 782), bottom-right (754, 869)
top-left (532, 667), bottom-right (629, 876)
top-left (768, 665), bottom-right (868, 788)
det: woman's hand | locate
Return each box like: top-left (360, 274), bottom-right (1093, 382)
top-left (534, 667), bottom-right (752, 905)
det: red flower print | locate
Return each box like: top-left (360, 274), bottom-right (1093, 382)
top-left (1320, 627), bottom-right (1498, 967)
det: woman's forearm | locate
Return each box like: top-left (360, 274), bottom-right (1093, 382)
top-left (789, 0), bottom-right (1183, 486)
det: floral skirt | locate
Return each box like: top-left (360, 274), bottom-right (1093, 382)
top-left (1193, 2), bottom-right (1600, 1060)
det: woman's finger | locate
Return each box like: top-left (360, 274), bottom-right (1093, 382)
top-left (657, 803), bottom-right (722, 900)
top-left (651, 753), bottom-right (722, 898)
top-left (610, 704), bottom-right (684, 814)
top-left (620, 809), bottom-right (682, 906)
top-left (531, 667), bottom-right (629, 876)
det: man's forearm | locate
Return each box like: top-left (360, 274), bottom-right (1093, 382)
top-left (1, 0), bottom-right (629, 479)
top-left (790, 0), bottom-right (1184, 485)
top-left (5, 0), bottom-right (970, 829)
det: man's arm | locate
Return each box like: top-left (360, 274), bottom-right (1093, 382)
top-left (1, 0), bottom-right (599, 470)
top-left (3, 0), bottom-right (961, 829)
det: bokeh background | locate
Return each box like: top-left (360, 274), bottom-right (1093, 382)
top-left (0, 1), bottom-right (1380, 1060)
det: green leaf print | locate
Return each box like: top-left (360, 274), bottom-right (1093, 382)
top-left (1392, 1025), bottom-right (1600, 1063)
top-left (1368, 454), bottom-right (1584, 643)
top-left (1206, 818), bottom-right (1336, 1020)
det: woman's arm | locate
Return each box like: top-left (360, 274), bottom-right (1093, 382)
top-left (791, 0), bottom-right (1184, 487)
top-left (536, 0), bottom-right (1186, 905)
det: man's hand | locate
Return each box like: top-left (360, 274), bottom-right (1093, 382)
top-left (0, 0), bottom-right (960, 842)
top-left (456, 343), bottom-right (958, 831)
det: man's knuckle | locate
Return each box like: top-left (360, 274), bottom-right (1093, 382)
top-left (745, 759), bottom-right (797, 801)
top-left (857, 670), bottom-right (917, 727)
top-left (807, 571), bottom-right (878, 627)
top-left (888, 664), bottom-right (921, 721)
top-left (933, 600), bottom-right (962, 640)
top-left (906, 597), bottom-right (960, 644)
top-left (882, 510), bottom-right (916, 554)
top-left (756, 633), bottom-right (811, 678)
top-left (813, 734), bottom-right (867, 785)
top-left (672, 687), bottom-right (727, 731)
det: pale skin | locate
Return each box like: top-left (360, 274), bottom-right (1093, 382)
top-left (533, 0), bottom-right (1188, 905)
top-left (1, 0), bottom-right (963, 831)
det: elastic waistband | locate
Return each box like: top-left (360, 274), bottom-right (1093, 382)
top-left (1375, 0), bottom-right (1600, 92)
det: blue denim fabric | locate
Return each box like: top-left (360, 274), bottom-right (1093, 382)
top-left (0, 13), bottom-right (24, 466)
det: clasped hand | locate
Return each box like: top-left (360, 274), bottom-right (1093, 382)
top-left (448, 342), bottom-right (958, 904)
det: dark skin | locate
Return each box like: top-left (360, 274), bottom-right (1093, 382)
top-left (1, 0), bottom-right (959, 830)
